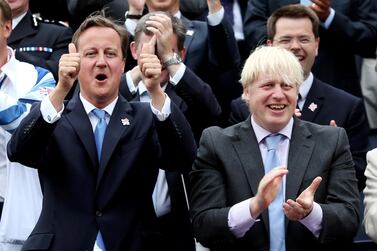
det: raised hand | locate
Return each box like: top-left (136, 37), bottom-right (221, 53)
top-left (138, 35), bottom-right (165, 110)
top-left (249, 167), bottom-right (288, 219)
top-left (128, 0), bottom-right (145, 15)
top-left (58, 43), bottom-right (80, 91)
top-left (283, 176), bottom-right (322, 221)
top-left (310, 0), bottom-right (331, 22)
top-left (207, 0), bottom-right (222, 14)
top-left (145, 13), bottom-right (174, 63)
top-left (50, 43), bottom-right (80, 111)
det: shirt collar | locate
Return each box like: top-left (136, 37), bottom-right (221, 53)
top-left (251, 116), bottom-right (294, 144)
top-left (1, 47), bottom-right (19, 84)
top-left (79, 93), bottom-right (118, 116)
top-left (298, 72), bottom-right (313, 101)
top-left (12, 12), bottom-right (27, 30)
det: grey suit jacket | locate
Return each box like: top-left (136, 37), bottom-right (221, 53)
top-left (190, 117), bottom-right (360, 251)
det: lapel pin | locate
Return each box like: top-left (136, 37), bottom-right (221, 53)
top-left (308, 102), bottom-right (318, 112)
top-left (186, 30), bottom-right (194, 36)
top-left (121, 117), bottom-right (130, 126)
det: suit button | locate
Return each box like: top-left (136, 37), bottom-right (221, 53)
top-left (96, 210), bottom-right (102, 217)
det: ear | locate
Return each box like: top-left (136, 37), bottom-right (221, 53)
top-left (130, 41), bottom-right (138, 60)
top-left (315, 37), bottom-right (320, 56)
top-left (266, 39), bottom-right (273, 46)
top-left (3, 21), bottom-right (12, 39)
top-left (179, 47), bottom-right (186, 61)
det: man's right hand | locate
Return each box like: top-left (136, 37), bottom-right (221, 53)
top-left (249, 166), bottom-right (288, 219)
top-left (50, 43), bottom-right (80, 111)
top-left (128, 0), bottom-right (145, 15)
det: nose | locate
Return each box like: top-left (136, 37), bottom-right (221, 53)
top-left (272, 85), bottom-right (284, 98)
top-left (96, 53), bottom-right (107, 67)
top-left (289, 38), bottom-right (301, 50)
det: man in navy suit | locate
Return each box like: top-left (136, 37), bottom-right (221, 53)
top-left (243, 0), bottom-right (377, 97)
top-left (6, 0), bottom-right (73, 80)
top-left (231, 4), bottom-right (369, 191)
top-left (7, 14), bottom-right (196, 251)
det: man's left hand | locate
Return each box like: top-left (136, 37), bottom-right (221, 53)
top-left (283, 176), bottom-right (322, 221)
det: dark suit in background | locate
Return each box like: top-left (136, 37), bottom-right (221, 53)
top-left (243, 0), bottom-right (377, 97)
top-left (229, 78), bottom-right (369, 190)
top-left (119, 66), bottom-right (221, 251)
top-left (190, 117), bottom-right (360, 250)
top-left (7, 93), bottom-right (196, 251)
top-left (8, 11), bottom-right (72, 80)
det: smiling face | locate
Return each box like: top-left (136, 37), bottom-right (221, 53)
top-left (77, 26), bottom-right (125, 108)
top-left (269, 17), bottom-right (319, 79)
top-left (244, 75), bottom-right (298, 132)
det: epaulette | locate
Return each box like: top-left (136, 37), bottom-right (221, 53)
top-left (32, 14), bottom-right (69, 28)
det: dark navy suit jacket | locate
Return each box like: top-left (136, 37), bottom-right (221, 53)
top-left (7, 93), bottom-right (196, 251)
top-left (229, 78), bottom-right (369, 190)
top-left (243, 0), bottom-right (377, 96)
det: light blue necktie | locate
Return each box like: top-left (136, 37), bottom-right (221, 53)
top-left (264, 134), bottom-right (285, 251)
top-left (92, 108), bottom-right (107, 251)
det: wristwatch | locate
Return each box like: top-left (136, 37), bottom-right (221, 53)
top-left (162, 53), bottom-right (182, 68)
top-left (125, 11), bottom-right (143, 20)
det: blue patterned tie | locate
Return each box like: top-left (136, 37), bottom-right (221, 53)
top-left (264, 134), bottom-right (285, 251)
top-left (92, 108), bottom-right (107, 251)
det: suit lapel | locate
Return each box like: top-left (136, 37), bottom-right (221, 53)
top-left (65, 95), bottom-right (98, 170)
top-left (8, 12), bottom-right (37, 44)
top-left (97, 96), bottom-right (134, 185)
top-left (232, 119), bottom-right (270, 229)
top-left (181, 16), bottom-right (195, 60)
top-left (301, 78), bottom-right (324, 122)
top-left (285, 118), bottom-right (315, 227)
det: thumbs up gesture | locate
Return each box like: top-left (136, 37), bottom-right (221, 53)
top-left (138, 35), bottom-right (166, 111)
top-left (58, 43), bottom-right (81, 93)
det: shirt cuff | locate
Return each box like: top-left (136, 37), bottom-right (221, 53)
top-left (125, 18), bottom-right (137, 36)
top-left (169, 64), bottom-right (186, 86)
top-left (126, 71), bottom-right (137, 94)
top-left (322, 8), bottom-right (335, 29)
top-left (299, 202), bottom-right (323, 238)
top-left (150, 94), bottom-right (171, 121)
top-left (207, 7), bottom-right (224, 26)
top-left (228, 198), bottom-right (257, 238)
top-left (40, 96), bottom-right (64, 124)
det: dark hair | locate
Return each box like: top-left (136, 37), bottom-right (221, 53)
top-left (134, 11), bottom-right (187, 51)
top-left (0, 0), bottom-right (12, 24)
top-left (72, 12), bottom-right (128, 59)
top-left (267, 4), bottom-right (319, 40)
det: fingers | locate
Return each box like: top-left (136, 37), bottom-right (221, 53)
top-left (306, 176), bottom-right (322, 194)
top-left (68, 43), bottom-right (77, 54)
top-left (283, 199), bottom-right (309, 221)
top-left (329, 120), bottom-right (337, 127)
top-left (141, 35), bottom-right (156, 55)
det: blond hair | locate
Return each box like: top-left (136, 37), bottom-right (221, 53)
top-left (240, 46), bottom-right (303, 90)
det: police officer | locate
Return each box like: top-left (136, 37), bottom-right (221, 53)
top-left (7, 0), bottom-right (72, 80)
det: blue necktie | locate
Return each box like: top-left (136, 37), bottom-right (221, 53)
top-left (92, 108), bottom-right (107, 251)
top-left (221, 0), bottom-right (234, 25)
top-left (264, 134), bottom-right (285, 251)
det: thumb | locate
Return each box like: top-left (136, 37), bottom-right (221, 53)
top-left (68, 43), bottom-right (77, 54)
top-left (306, 176), bottom-right (322, 194)
top-left (141, 35), bottom-right (156, 54)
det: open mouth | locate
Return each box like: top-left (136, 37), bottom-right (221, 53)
top-left (95, 74), bottom-right (108, 81)
top-left (268, 104), bottom-right (286, 110)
